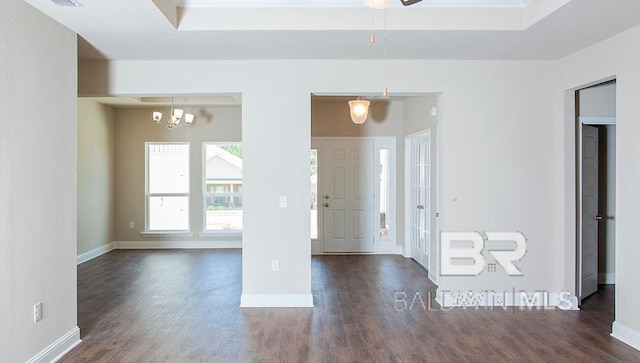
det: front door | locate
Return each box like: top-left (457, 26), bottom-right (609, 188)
top-left (322, 139), bottom-right (375, 253)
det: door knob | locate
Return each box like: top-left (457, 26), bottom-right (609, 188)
top-left (324, 203), bottom-right (329, 208)
top-left (595, 215), bottom-right (603, 221)
top-left (324, 195), bottom-right (330, 199)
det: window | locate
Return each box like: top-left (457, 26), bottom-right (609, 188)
top-left (379, 149), bottom-right (390, 239)
top-left (203, 143), bottom-right (243, 231)
top-left (146, 143), bottom-right (190, 231)
top-left (311, 148), bottom-right (318, 239)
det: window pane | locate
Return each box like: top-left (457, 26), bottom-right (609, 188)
top-left (149, 144), bottom-right (189, 194)
top-left (149, 196), bottom-right (189, 231)
top-left (380, 149), bottom-right (390, 239)
top-left (310, 149), bottom-right (318, 239)
top-left (205, 143), bottom-right (243, 231)
top-left (205, 196), bottom-right (243, 230)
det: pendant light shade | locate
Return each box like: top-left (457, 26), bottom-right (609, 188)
top-left (348, 99), bottom-right (370, 125)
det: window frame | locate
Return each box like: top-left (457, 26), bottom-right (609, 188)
top-left (201, 142), bottom-right (243, 235)
top-left (143, 142), bottom-right (191, 234)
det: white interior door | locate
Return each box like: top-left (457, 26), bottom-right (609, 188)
top-left (409, 133), bottom-right (430, 269)
top-left (581, 125), bottom-right (599, 300)
top-left (323, 140), bottom-right (375, 253)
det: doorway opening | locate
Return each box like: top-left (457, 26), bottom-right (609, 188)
top-left (309, 94), bottom-right (439, 264)
top-left (575, 80), bottom-right (616, 304)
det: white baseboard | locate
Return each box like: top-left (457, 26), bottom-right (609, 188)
top-left (375, 240), bottom-right (399, 254)
top-left (26, 326), bottom-right (81, 363)
top-left (311, 241), bottom-right (402, 255)
top-left (612, 321), bottom-right (640, 351)
top-left (115, 240), bottom-right (242, 249)
top-left (435, 288), bottom-right (579, 310)
top-left (428, 271), bottom-right (439, 285)
top-left (240, 294), bottom-right (314, 307)
top-left (598, 272), bottom-right (616, 285)
top-left (77, 241), bottom-right (242, 264)
top-left (77, 243), bottom-right (115, 265)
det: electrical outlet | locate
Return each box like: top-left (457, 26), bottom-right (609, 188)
top-left (34, 303), bottom-right (42, 322)
top-left (129, 221), bottom-right (135, 229)
top-left (271, 259), bottom-right (279, 271)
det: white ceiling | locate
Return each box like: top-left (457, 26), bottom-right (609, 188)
top-left (22, 0), bottom-right (640, 60)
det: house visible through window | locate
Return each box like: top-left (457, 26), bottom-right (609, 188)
top-left (204, 143), bottom-right (243, 231)
top-left (146, 143), bottom-right (190, 231)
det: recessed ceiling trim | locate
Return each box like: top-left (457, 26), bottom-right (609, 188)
top-left (176, 0), bottom-right (530, 8)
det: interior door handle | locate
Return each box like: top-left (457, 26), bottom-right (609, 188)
top-left (324, 195), bottom-right (330, 200)
top-left (595, 215), bottom-right (603, 221)
top-left (417, 205), bottom-right (424, 209)
top-left (324, 203), bottom-right (329, 208)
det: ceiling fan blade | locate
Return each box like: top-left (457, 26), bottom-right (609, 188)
top-left (400, 0), bottom-right (423, 5)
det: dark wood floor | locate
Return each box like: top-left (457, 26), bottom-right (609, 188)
top-left (61, 249), bottom-right (640, 362)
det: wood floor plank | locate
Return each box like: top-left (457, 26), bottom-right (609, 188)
top-left (60, 250), bottom-right (640, 362)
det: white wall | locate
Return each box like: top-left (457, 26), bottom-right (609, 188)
top-left (559, 24), bottom-right (640, 343)
top-left (0, 0), bottom-right (79, 361)
top-left (312, 98), bottom-right (404, 138)
top-left (78, 58), bottom-right (559, 304)
top-left (578, 81), bottom-right (617, 117)
top-left (78, 99), bottom-right (116, 255)
top-left (113, 106), bottom-right (241, 242)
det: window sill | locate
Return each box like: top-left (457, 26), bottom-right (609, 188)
top-left (140, 231), bottom-right (194, 238)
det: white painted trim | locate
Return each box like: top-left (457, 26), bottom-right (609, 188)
top-left (612, 321), bottom-right (640, 351)
top-left (197, 231), bottom-right (242, 238)
top-left (579, 116), bottom-right (616, 125)
top-left (428, 271), bottom-right (438, 285)
top-left (401, 245), bottom-right (410, 258)
top-left (435, 288), bottom-right (579, 310)
top-left (311, 138), bottom-right (323, 251)
top-left (240, 294), bottom-right (314, 307)
top-left (374, 137), bottom-right (398, 252)
top-left (77, 243), bottom-right (116, 265)
top-left (115, 240), bottom-right (241, 249)
top-left (311, 251), bottom-right (401, 255)
top-left (375, 239), bottom-right (399, 254)
top-left (26, 326), bottom-right (81, 363)
top-left (598, 272), bottom-right (616, 285)
top-left (403, 136), bottom-right (412, 264)
top-left (140, 231), bottom-right (194, 237)
top-left (179, 0), bottom-right (530, 8)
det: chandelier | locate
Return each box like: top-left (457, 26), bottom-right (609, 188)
top-left (152, 97), bottom-right (194, 129)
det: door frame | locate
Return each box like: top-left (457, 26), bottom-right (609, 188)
top-left (311, 136), bottom-right (397, 254)
top-left (404, 129), bottom-right (440, 284)
top-left (406, 131), bottom-right (431, 269)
